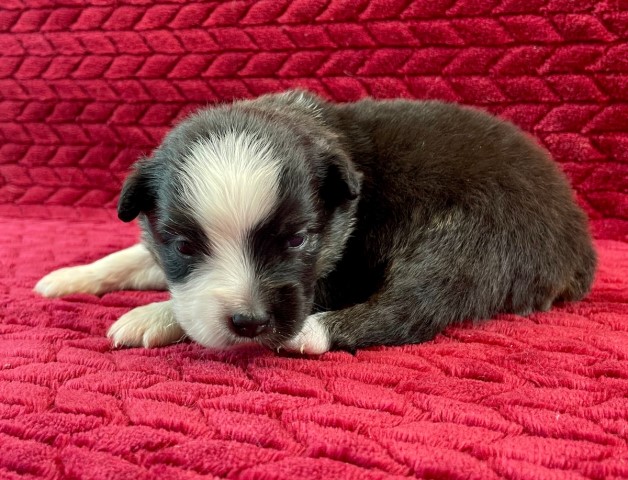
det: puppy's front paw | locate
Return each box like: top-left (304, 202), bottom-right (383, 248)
top-left (35, 266), bottom-right (104, 298)
top-left (107, 301), bottom-right (185, 349)
top-left (282, 312), bottom-right (331, 355)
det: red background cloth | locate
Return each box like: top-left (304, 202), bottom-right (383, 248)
top-left (0, 1), bottom-right (627, 478)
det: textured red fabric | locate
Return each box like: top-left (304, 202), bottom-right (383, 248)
top-left (0, 1), bottom-right (627, 478)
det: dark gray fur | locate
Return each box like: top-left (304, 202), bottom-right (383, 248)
top-left (119, 90), bottom-right (597, 352)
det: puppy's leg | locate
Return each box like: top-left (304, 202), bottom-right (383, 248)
top-left (282, 312), bottom-right (332, 355)
top-left (107, 300), bottom-right (185, 348)
top-left (37, 244), bottom-right (183, 349)
top-left (283, 291), bottom-right (440, 355)
top-left (283, 260), bottom-right (459, 354)
top-left (35, 243), bottom-right (167, 297)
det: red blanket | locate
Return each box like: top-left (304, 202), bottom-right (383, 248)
top-left (0, 1), bottom-right (626, 478)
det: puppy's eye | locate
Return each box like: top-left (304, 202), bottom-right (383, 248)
top-left (175, 239), bottom-right (195, 256)
top-left (286, 234), bottom-right (306, 249)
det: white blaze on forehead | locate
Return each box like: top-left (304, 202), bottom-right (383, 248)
top-left (179, 132), bottom-right (280, 238)
top-left (171, 132), bottom-right (281, 348)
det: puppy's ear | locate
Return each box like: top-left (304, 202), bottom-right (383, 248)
top-left (320, 153), bottom-right (363, 208)
top-left (117, 159), bottom-right (155, 222)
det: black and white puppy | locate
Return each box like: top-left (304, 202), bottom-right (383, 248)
top-left (35, 91), bottom-right (596, 354)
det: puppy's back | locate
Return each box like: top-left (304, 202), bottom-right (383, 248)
top-left (328, 99), bottom-right (596, 321)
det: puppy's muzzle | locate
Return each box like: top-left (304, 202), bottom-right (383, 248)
top-left (230, 313), bottom-right (271, 338)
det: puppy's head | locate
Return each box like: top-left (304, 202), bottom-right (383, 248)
top-left (118, 91), bottom-right (361, 349)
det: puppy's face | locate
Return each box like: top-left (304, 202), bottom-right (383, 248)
top-left (118, 93), bottom-right (361, 349)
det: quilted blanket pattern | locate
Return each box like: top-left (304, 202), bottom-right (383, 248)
top-left (0, 0), bottom-right (627, 478)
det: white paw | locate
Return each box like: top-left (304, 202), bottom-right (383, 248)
top-left (35, 266), bottom-right (105, 298)
top-left (107, 302), bottom-right (185, 349)
top-left (282, 312), bottom-right (331, 355)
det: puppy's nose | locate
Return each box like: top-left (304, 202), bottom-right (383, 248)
top-left (230, 313), bottom-right (270, 338)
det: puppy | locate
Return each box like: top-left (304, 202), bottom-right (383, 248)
top-left (36, 91), bottom-right (596, 354)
